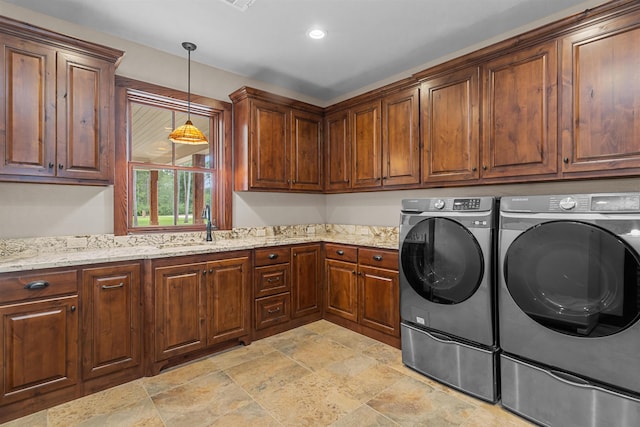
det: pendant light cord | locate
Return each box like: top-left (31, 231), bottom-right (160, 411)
top-left (187, 47), bottom-right (191, 121)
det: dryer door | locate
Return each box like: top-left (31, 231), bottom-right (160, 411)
top-left (401, 217), bottom-right (484, 304)
top-left (504, 220), bottom-right (640, 337)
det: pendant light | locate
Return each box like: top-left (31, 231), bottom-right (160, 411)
top-left (169, 42), bottom-right (208, 145)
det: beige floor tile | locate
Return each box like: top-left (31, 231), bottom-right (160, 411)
top-left (206, 401), bottom-right (281, 427)
top-left (152, 371), bottom-right (253, 426)
top-left (47, 381), bottom-right (150, 427)
top-left (316, 354), bottom-right (407, 402)
top-left (301, 319), bottom-right (345, 335)
top-left (330, 405), bottom-right (399, 427)
top-left (255, 372), bottom-right (362, 426)
top-left (276, 333), bottom-right (358, 371)
top-left (142, 357), bottom-right (219, 396)
top-left (367, 375), bottom-right (476, 426)
top-left (321, 325), bottom-right (382, 352)
top-left (260, 324), bottom-right (320, 349)
top-left (205, 339), bottom-right (276, 371)
top-left (224, 350), bottom-right (312, 397)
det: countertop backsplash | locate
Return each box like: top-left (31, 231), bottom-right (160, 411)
top-left (0, 224), bottom-right (399, 273)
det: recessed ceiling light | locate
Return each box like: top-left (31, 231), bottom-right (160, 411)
top-left (307, 28), bottom-right (327, 40)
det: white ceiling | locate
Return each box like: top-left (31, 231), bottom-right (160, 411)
top-left (6, 0), bottom-right (605, 101)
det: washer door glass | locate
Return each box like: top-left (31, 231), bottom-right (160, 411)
top-left (401, 217), bottom-right (484, 304)
top-left (504, 220), bottom-right (640, 337)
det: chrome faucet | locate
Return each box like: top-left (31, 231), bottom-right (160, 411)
top-left (202, 204), bottom-right (213, 241)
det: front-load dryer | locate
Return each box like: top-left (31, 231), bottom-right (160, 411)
top-left (400, 196), bottom-right (498, 402)
top-left (499, 193), bottom-right (640, 426)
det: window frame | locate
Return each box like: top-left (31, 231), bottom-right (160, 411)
top-left (114, 77), bottom-right (232, 235)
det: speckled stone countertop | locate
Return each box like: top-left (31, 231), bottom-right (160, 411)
top-left (0, 224), bottom-right (399, 274)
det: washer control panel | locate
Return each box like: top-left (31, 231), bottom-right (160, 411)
top-left (453, 198), bottom-right (481, 210)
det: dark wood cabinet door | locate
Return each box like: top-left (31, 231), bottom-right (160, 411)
top-left (0, 35), bottom-right (56, 177)
top-left (250, 100), bottom-right (289, 189)
top-left (351, 99), bottom-right (382, 189)
top-left (81, 263), bottom-right (141, 380)
top-left (358, 265), bottom-right (399, 337)
top-left (291, 109), bottom-right (323, 191)
top-left (421, 67), bottom-right (480, 183)
top-left (382, 86), bottom-right (420, 186)
top-left (206, 256), bottom-right (250, 344)
top-left (482, 41), bottom-right (558, 179)
top-left (0, 296), bottom-right (78, 405)
top-left (324, 109), bottom-right (351, 191)
top-left (324, 258), bottom-right (358, 322)
top-left (291, 244), bottom-right (321, 318)
top-left (154, 262), bottom-right (205, 360)
top-left (56, 51), bottom-right (113, 182)
top-left (561, 13), bottom-right (640, 175)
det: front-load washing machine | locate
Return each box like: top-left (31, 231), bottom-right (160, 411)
top-left (499, 193), bottom-right (640, 426)
top-left (399, 196), bottom-right (498, 402)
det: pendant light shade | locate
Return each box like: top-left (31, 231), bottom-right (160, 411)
top-left (169, 42), bottom-right (208, 145)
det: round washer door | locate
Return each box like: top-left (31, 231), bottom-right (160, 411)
top-left (504, 220), bottom-right (640, 337)
top-left (401, 217), bottom-right (484, 304)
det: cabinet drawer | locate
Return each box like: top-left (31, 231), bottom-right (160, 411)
top-left (254, 247), bottom-right (291, 267)
top-left (358, 248), bottom-right (398, 270)
top-left (0, 269), bottom-right (78, 304)
top-left (324, 243), bottom-right (357, 262)
top-left (255, 293), bottom-right (290, 330)
top-left (254, 264), bottom-right (290, 298)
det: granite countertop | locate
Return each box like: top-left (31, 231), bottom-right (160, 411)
top-left (0, 225), bottom-right (399, 274)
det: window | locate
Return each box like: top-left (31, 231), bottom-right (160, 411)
top-left (114, 77), bottom-right (232, 235)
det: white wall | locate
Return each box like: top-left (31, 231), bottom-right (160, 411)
top-left (325, 178), bottom-right (640, 227)
top-left (233, 192), bottom-right (326, 228)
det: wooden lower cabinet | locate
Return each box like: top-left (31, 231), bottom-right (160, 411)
top-left (81, 263), bottom-right (142, 389)
top-left (0, 268), bottom-right (80, 423)
top-left (253, 244), bottom-right (322, 339)
top-left (148, 251), bottom-right (251, 374)
top-left (324, 243), bottom-right (400, 347)
top-left (206, 256), bottom-right (251, 344)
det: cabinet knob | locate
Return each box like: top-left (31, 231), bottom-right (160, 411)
top-left (293, 253), bottom-right (297, 257)
top-left (268, 253), bottom-right (278, 260)
top-left (58, 164), bottom-right (64, 170)
top-left (336, 250), bottom-right (344, 256)
top-left (472, 167), bottom-right (477, 172)
top-left (482, 165), bottom-right (487, 170)
top-left (373, 255), bottom-right (383, 261)
top-left (352, 270), bottom-right (356, 275)
top-left (70, 305), bottom-right (76, 312)
top-left (563, 157), bottom-right (569, 164)
top-left (209, 268), bottom-right (214, 273)
top-left (48, 162), bottom-right (54, 169)
top-left (202, 270), bottom-right (207, 275)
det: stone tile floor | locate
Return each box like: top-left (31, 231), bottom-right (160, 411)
top-left (2, 320), bottom-right (532, 426)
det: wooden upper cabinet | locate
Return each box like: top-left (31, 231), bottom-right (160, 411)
top-left (291, 109), bottom-right (323, 191)
top-left (251, 99), bottom-right (289, 189)
top-left (421, 67), bottom-right (480, 183)
top-left (482, 41), bottom-right (558, 179)
top-left (324, 109), bottom-right (351, 191)
top-left (0, 17), bottom-right (123, 185)
top-left (56, 52), bottom-right (114, 181)
top-left (351, 99), bottom-right (382, 189)
top-left (561, 12), bottom-right (640, 175)
top-left (0, 35), bottom-right (56, 177)
top-left (382, 86), bottom-right (420, 186)
top-left (231, 87), bottom-right (324, 192)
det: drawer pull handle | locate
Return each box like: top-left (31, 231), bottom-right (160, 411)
top-left (268, 253), bottom-right (278, 260)
top-left (266, 277), bottom-right (280, 283)
top-left (336, 250), bottom-right (345, 255)
top-left (267, 307), bottom-right (281, 314)
top-left (24, 280), bottom-right (49, 290)
top-left (373, 255), bottom-right (383, 261)
top-left (101, 282), bottom-right (124, 290)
